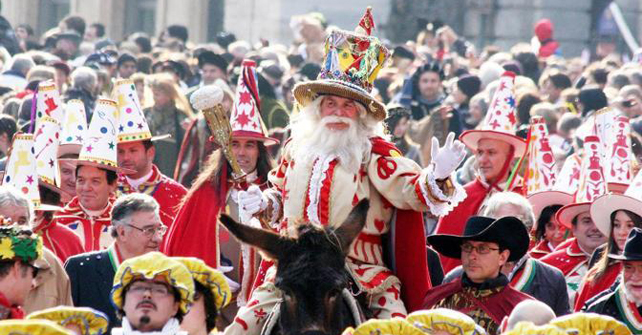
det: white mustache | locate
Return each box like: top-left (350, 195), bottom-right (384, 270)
top-left (321, 116), bottom-right (356, 128)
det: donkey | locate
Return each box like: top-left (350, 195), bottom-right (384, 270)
top-left (218, 199), bottom-right (370, 335)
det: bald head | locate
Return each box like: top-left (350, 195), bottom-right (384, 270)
top-left (505, 300), bottom-right (555, 331)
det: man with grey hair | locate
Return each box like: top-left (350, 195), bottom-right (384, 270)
top-left (65, 193), bottom-right (166, 332)
top-left (64, 66), bottom-right (97, 121)
top-left (442, 191), bottom-right (570, 316)
top-left (0, 54), bottom-right (34, 91)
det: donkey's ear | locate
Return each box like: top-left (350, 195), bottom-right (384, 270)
top-left (219, 214), bottom-right (291, 260)
top-left (333, 199), bottom-right (369, 254)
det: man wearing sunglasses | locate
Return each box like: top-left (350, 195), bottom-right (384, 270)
top-left (65, 193), bottom-right (166, 332)
top-left (424, 216), bottom-right (534, 335)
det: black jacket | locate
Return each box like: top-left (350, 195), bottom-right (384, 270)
top-left (65, 250), bottom-right (119, 332)
top-left (442, 257), bottom-right (570, 316)
top-left (586, 285), bottom-right (640, 332)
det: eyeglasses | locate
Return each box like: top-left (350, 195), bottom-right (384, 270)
top-left (128, 282), bottom-right (172, 296)
top-left (125, 224), bottom-right (167, 237)
top-left (461, 244), bottom-right (500, 255)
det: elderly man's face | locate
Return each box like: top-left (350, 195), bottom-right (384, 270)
top-left (461, 240), bottom-right (509, 283)
top-left (624, 261), bottom-right (642, 304)
top-left (0, 204), bottom-right (29, 226)
top-left (319, 96), bottom-right (359, 131)
top-left (116, 210), bottom-right (164, 257)
top-left (572, 211), bottom-right (606, 255)
top-left (475, 139), bottom-right (513, 183)
top-left (123, 278), bottom-right (180, 332)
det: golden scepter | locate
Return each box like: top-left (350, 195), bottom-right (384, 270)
top-left (190, 85), bottom-right (243, 177)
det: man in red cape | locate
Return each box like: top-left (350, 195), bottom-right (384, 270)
top-left (425, 216), bottom-right (534, 335)
top-left (434, 72), bottom-right (527, 275)
top-left (226, 9), bottom-right (467, 332)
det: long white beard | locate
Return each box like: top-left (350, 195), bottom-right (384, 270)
top-left (290, 102), bottom-right (373, 174)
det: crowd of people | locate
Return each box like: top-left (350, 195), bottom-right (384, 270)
top-left (0, 4), bottom-right (640, 335)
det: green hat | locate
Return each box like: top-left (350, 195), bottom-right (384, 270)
top-left (0, 226), bottom-right (43, 265)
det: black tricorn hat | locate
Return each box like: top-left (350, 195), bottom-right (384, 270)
top-left (427, 216), bottom-right (529, 262)
top-left (610, 227), bottom-right (642, 261)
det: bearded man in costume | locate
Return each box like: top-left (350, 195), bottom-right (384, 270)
top-left (226, 8), bottom-right (467, 335)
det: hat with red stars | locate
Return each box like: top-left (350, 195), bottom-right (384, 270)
top-left (57, 100), bottom-right (87, 158)
top-left (62, 99), bottom-right (134, 174)
top-left (525, 116), bottom-right (573, 221)
top-left (556, 136), bottom-right (608, 228)
top-left (113, 79), bottom-right (170, 143)
top-left (33, 115), bottom-right (64, 195)
top-left (594, 107), bottom-right (633, 194)
top-left (35, 81), bottom-right (65, 123)
top-left (1, 133), bottom-right (40, 207)
top-left (230, 59), bottom-right (278, 146)
top-left (459, 71), bottom-right (527, 158)
top-left (292, 7), bottom-right (391, 121)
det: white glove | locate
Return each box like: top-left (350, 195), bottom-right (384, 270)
top-left (431, 132), bottom-right (467, 180)
top-left (237, 185), bottom-right (268, 224)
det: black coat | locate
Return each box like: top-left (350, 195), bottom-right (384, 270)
top-left (586, 286), bottom-right (641, 332)
top-left (65, 250), bottom-right (119, 332)
top-left (442, 257), bottom-right (570, 316)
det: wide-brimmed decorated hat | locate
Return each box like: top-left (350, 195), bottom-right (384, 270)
top-left (58, 100), bottom-right (87, 157)
top-left (111, 251), bottom-right (194, 315)
top-left (556, 136), bottom-right (608, 229)
top-left (591, 168), bottom-right (642, 237)
top-left (174, 257), bottom-right (231, 311)
top-left (427, 216), bottom-right (529, 262)
top-left (594, 108), bottom-right (633, 193)
top-left (525, 116), bottom-right (573, 222)
top-left (0, 225), bottom-right (43, 266)
top-left (549, 312), bottom-right (631, 335)
top-left (293, 7), bottom-right (391, 121)
top-left (502, 321), bottom-right (567, 335)
top-left (407, 309), bottom-right (486, 335)
top-left (113, 79), bottom-right (170, 143)
top-left (62, 99), bottom-right (134, 174)
top-left (1, 133), bottom-right (41, 208)
top-left (33, 116), bottom-right (64, 195)
top-left (341, 318), bottom-right (424, 335)
top-left (609, 227), bottom-right (642, 261)
top-left (459, 71), bottom-right (527, 158)
top-left (35, 81), bottom-right (65, 123)
top-left (27, 307), bottom-right (109, 335)
top-left (0, 319), bottom-right (73, 335)
top-left (228, 59), bottom-right (278, 146)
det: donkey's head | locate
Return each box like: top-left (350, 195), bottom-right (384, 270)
top-left (219, 199), bottom-right (369, 335)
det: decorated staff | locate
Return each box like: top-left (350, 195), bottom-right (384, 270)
top-left (190, 85), bottom-right (242, 176)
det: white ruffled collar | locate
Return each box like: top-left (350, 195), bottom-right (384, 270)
top-left (111, 317), bottom-right (187, 335)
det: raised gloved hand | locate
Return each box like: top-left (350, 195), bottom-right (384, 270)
top-left (431, 132), bottom-right (467, 180)
top-left (237, 185), bottom-right (268, 224)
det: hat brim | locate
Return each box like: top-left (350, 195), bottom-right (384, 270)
top-left (293, 79), bottom-right (386, 121)
top-left (232, 130), bottom-right (279, 146)
top-left (118, 133), bottom-right (172, 144)
top-left (607, 182), bottom-right (628, 195)
top-left (528, 191), bottom-right (574, 225)
top-left (57, 144), bottom-right (82, 158)
top-left (556, 202), bottom-right (591, 229)
top-left (427, 216), bottom-right (529, 262)
top-left (459, 129), bottom-right (527, 158)
top-left (590, 194), bottom-right (642, 236)
top-left (608, 251), bottom-right (642, 261)
top-left (59, 158), bottom-right (136, 175)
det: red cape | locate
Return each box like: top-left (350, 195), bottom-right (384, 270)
top-left (540, 239), bottom-right (587, 276)
top-left (423, 276), bottom-right (533, 324)
top-left (161, 182), bottom-right (224, 268)
top-left (52, 196), bottom-right (115, 251)
top-left (529, 240), bottom-right (553, 260)
top-left (34, 218), bottom-right (85, 263)
top-left (574, 262), bottom-right (621, 312)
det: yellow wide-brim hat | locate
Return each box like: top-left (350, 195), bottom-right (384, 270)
top-left (174, 257), bottom-right (232, 310)
top-left (406, 309), bottom-right (486, 335)
top-left (111, 251), bottom-right (194, 314)
top-left (0, 319), bottom-right (73, 335)
top-left (27, 306), bottom-right (109, 335)
top-left (341, 318), bottom-right (424, 335)
top-left (502, 321), bottom-right (567, 335)
top-left (549, 312), bottom-right (631, 335)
